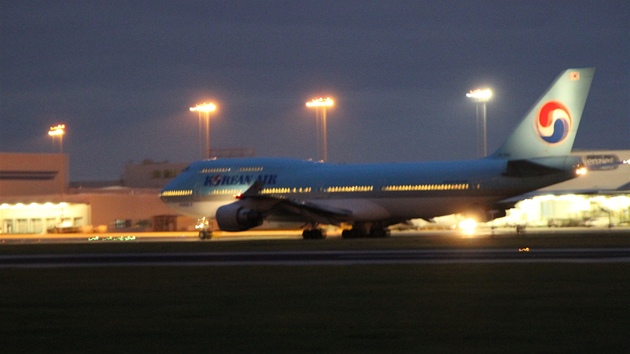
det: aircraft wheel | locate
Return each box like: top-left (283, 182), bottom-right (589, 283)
top-left (369, 228), bottom-right (391, 238)
top-left (199, 230), bottom-right (212, 240)
top-left (303, 229), bottom-right (326, 240)
top-left (341, 229), bottom-right (358, 239)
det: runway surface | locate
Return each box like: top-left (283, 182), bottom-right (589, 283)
top-left (2, 227), bottom-right (629, 268)
top-left (2, 247), bottom-right (630, 268)
top-left (2, 226), bottom-right (629, 244)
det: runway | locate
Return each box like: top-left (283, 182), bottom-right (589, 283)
top-left (2, 247), bottom-right (630, 268)
top-left (2, 226), bottom-right (629, 244)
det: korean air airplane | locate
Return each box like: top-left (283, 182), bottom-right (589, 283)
top-left (161, 68), bottom-right (594, 239)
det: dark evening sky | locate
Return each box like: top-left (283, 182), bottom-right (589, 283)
top-left (1, 1), bottom-right (628, 181)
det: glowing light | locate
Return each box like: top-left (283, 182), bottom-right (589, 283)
top-left (575, 167), bottom-right (588, 176)
top-left (88, 236), bottom-right (137, 242)
top-left (466, 89), bottom-right (492, 102)
top-left (459, 218), bottom-right (478, 235)
top-left (518, 247), bottom-right (530, 252)
top-left (306, 97), bottom-right (334, 107)
top-left (189, 102), bottom-right (217, 112)
top-left (48, 124), bottom-right (65, 136)
top-left (160, 190), bottom-right (193, 197)
top-left (306, 97), bottom-right (334, 162)
top-left (196, 217), bottom-right (210, 231)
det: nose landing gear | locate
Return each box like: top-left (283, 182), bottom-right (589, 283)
top-left (196, 217), bottom-right (213, 240)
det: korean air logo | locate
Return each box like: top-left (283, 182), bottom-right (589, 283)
top-left (204, 173), bottom-right (278, 187)
top-left (536, 101), bottom-right (572, 144)
top-left (209, 174), bottom-right (223, 186)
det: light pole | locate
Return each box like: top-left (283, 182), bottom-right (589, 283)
top-left (48, 124), bottom-right (66, 153)
top-left (466, 89), bottom-right (492, 157)
top-left (306, 97), bottom-right (334, 162)
top-left (48, 124), bottom-right (67, 198)
top-left (190, 102), bottom-right (217, 159)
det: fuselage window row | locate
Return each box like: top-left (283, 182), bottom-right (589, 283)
top-left (199, 168), bottom-right (231, 173)
top-left (239, 167), bottom-right (263, 172)
top-left (381, 184), bottom-right (470, 191)
top-left (210, 189), bottom-right (244, 195)
top-left (160, 190), bottom-right (193, 197)
top-left (188, 184), bottom-right (475, 197)
top-left (261, 187), bottom-right (312, 194)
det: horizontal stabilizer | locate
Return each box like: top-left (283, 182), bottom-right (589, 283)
top-left (503, 156), bottom-right (582, 177)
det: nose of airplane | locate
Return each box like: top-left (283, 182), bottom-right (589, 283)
top-left (160, 172), bottom-right (194, 202)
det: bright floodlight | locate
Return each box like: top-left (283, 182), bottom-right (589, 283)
top-left (459, 218), bottom-right (478, 236)
top-left (466, 89), bottom-right (492, 102)
top-left (48, 124), bottom-right (65, 136)
top-left (190, 102), bottom-right (217, 159)
top-left (306, 97), bottom-right (334, 108)
top-left (48, 123), bottom-right (66, 154)
top-left (467, 88), bottom-right (492, 157)
top-left (190, 102), bottom-right (217, 112)
top-left (306, 97), bottom-right (334, 162)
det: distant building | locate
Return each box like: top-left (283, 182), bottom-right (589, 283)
top-left (0, 152), bottom-right (68, 196)
top-left (123, 159), bottom-right (188, 189)
top-left (490, 150), bottom-right (630, 227)
top-left (0, 153), bottom-right (192, 233)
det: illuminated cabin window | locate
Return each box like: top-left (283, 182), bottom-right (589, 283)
top-left (239, 167), bottom-right (263, 172)
top-left (260, 187), bottom-right (312, 194)
top-left (325, 186), bottom-right (374, 193)
top-left (210, 189), bottom-right (243, 195)
top-left (200, 167), bottom-right (231, 173)
top-left (381, 183), bottom-right (470, 192)
top-left (161, 190), bottom-right (193, 197)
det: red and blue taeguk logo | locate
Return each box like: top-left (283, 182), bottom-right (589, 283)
top-left (536, 101), bottom-right (572, 144)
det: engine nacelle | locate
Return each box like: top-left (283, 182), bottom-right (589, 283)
top-left (216, 202), bottom-right (263, 231)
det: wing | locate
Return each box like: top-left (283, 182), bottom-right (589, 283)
top-left (239, 181), bottom-right (352, 225)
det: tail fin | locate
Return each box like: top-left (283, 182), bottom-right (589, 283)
top-left (491, 68), bottom-right (594, 160)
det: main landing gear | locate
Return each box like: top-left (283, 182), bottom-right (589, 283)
top-left (302, 228), bottom-right (327, 239)
top-left (341, 223), bottom-right (391, 239)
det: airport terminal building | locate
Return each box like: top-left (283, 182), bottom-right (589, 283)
top-left (493, 150), bottom-right (630, 227)
top-left (0, 150), bottom-right (628, 234)
top-left (0, 153), bottom-right (192, 234)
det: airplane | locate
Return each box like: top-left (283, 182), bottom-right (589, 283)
top-left (161, 68), bottom-right (595, 239)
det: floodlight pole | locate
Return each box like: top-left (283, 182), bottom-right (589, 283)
top-left (48, 124), bottom-right (67, 199)
top-left (306, 97), bottom-right (334, 162)
top-left (466, 89), bottom-right (492, 157)
top-left (190, 102), bottom-right (217, 159)
top-left (48, 124), bottom-right (66, 154)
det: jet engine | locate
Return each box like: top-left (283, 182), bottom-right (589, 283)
top-left (216, 202), bottom-right (263, 231)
